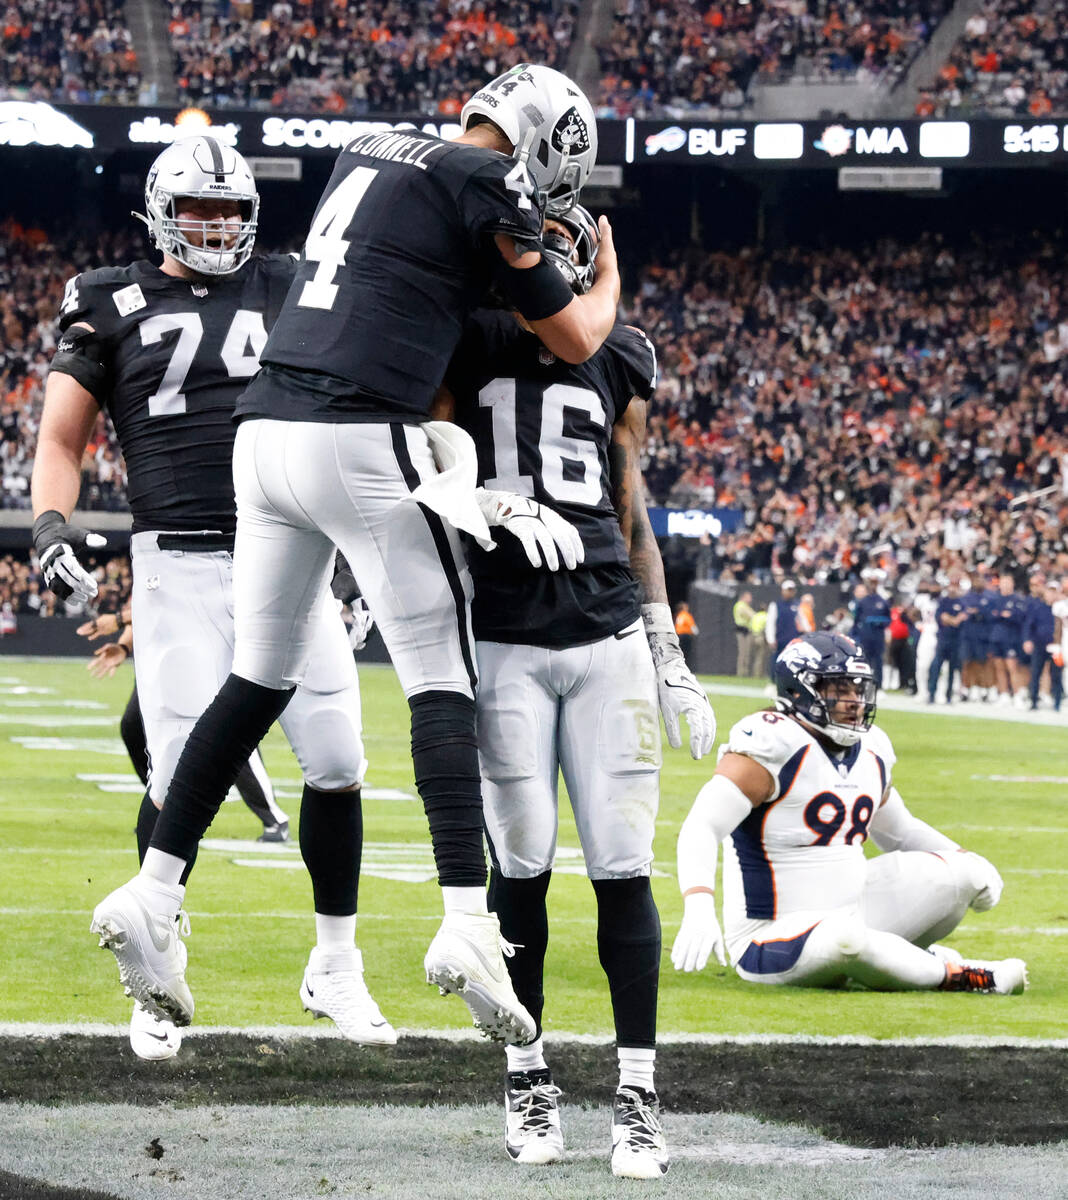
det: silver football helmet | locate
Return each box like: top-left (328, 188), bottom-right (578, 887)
top-left (462, 63), bottom-right (597, 216)
top-left (137, 136), bottom-right (258, 275)
top-left (541, 204), bottom-right (599, 295)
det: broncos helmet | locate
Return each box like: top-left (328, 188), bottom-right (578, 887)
top-left (774, 632), bottom-right (877, 747)
top-left (137, 135), bottom-right (259, 275)
top-left (541, 204), bottom-right (598, 294)
top-left (461, 63), bottom-right (597, 216)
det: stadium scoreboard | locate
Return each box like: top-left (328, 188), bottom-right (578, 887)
top-left (6, 102), bottom-right (1068, 170)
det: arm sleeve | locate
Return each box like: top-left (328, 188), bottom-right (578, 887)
top-left (677, 774), bottom-right (754, 893)
top-left (492, 252), bottom-right (574, 321)
top-left (869, 786), bottom-right (960, 854)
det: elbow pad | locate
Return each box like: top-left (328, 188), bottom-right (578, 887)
top-left (493, 252), bottom-right (575, 321)
top-left (50, 326), bottom-right (108, 398)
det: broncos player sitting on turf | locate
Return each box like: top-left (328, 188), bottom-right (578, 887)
top-left (436, 206), bottom-right (716, 1179)
top-left (671, 632), bottom-right (1026, 996)
top-left (32, 137), bottom-right (392, 1060)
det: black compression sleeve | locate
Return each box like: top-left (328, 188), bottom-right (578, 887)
top-left (493, 254), bottom-right (575, 321)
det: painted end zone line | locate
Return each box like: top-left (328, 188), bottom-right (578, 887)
top-left (0, 1023), bottom-right (1065, 1048)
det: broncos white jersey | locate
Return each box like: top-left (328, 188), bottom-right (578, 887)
top-left (719, 711), bottom-right (896, 944)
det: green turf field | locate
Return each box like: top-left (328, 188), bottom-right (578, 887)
top-left (1, 656), bottom-right (1065, 1040)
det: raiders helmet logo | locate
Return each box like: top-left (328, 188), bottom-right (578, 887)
top-left (551, 107), bottom-right (590, 154)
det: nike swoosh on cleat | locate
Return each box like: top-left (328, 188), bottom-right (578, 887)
top-left (146, 1030), bottom-right (171, 1042)
top-left (614, 628), bottom-right (640, 640)
top-left (130, 895), bottom-right (175, 956)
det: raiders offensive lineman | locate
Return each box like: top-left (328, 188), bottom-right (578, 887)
top-left (437, 207), bottom-right (715, 1178)
top-left (671, 632), bottom-right (1027, 995)
top-left (33, 137), bottom-right (393, 1060)
top-left (89, 65), bottom-right (616, 1045)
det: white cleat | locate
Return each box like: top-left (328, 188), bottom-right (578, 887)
top-left (130, 1000), bottom-right (183, 1061)
top-left (505, 1068), bottom-right (564, 1165)
top-left (611, 1087), bottom-right (669, 1178)
top-left (90, 876), bottom-right (194, 1026)
top-left (300, 946), bottom-right (397, 1045)
top-left (424, 912), bottom-right (536, 1045)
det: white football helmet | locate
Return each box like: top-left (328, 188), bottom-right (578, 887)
top-left (137, 136), bottom-right (259, 275)
top-left (542, 204), bottom-right (599, 294)
top-left (462, 63), bottom-right (597, 216)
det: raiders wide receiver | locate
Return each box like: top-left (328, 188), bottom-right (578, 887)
top-left (437, 206), bottom-right (716, 1179)
top-left (671, 632), bottom-right (1026, 995)
top-left (32, 136), bottom-right (391, 1061)
top-left (89, 64), bottom-right (617, 1049)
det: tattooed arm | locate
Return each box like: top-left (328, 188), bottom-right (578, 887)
top-left (609, 396), bottom-right (666, 604)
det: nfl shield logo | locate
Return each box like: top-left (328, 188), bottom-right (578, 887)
top-left (539, 347), bottom-right (555, 366)
top-left (191, 284), bottom-right (208, 298)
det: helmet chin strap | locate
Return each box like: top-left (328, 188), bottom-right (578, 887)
top-left (513, 125), bottom-right (536, 168)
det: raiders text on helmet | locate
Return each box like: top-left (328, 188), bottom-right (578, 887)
top-left (461, 64), bottom-right (597, 216)
top-left (137, 136), bottom-right (259, 275)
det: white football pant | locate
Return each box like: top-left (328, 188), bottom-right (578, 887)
top-left (731, 849), bottom-right (982, 990)
top-left (231, 419), bottom-right (476, 699)
top-left (131, 531), bottom-right (365, 803)
top-left (476, 620), bottom-right (661, 880)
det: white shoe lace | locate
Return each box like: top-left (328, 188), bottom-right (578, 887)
top-left (509, 1079), bottom-right (562, 1134)
top-left (318, 967), bottom-right (382, 1020)
top-left (615, 1089), bottom-right (665, 1154)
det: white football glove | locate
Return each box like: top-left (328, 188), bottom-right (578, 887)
top-left (641, 603), bottom-right (716, 759)
top-left (671, 892), bottom-right (727, 972)
top-left (475, 488), bottom-right (584, 572)
top-left (965, 851), bottom-right (1004, 912)
top-left (348, 598), bottom-right (375, 653)
top-left (32, 510), bottom-right (105, 604)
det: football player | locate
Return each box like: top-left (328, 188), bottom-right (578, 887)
top-left (33, 137), bottom-right (393, 1060)
top-left (89, 64), bottom-right (616, 1046)
top-left (671, 632), bottom-right (1026, 996)
top-left (436, 207), bottom-right (716, 1178)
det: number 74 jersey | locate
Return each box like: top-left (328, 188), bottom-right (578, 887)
top-left (54, 256), bottom-right (297, 534)
top-left (719, 711), bottom-right (897, 939)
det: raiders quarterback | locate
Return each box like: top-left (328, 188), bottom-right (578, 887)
top-left (89, 64), bottom-right (616, 1047)
top-left (437, 206), bottom-right (716, 1178)
top-left (32, 137), bottom-right (393, 1061)
top-left (671, 632), bottom-right (1027, 995)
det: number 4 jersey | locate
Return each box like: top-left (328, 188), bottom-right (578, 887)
top-left (447, 310), bottom-right (658, 647)
top-left (53, 256), bottom-right (297, 534)
top-left (719, 711), bottom-right (896, 942)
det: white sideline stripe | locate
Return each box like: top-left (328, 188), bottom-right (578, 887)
top-left (0, 699), bottom-right (109, 709)
top-left (954, 825), bottom-right (1068, 834)
top-left (0, 714), bottom-right (115, 726)
top-left (704, 680), bottom-right (1068, 725)
top-left (0, 1022), bottom-right (1064, 1048)
top-left (973, 774), bottom-right (1068, 784)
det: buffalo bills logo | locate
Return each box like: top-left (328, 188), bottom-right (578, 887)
top-left (551, 107), bottom-right (590, 154)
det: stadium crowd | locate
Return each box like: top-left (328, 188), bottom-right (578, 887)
top-left (919, 0), bottom-right (1068, 118)
top-left (167, 0), bottom-right (576, 113)
top-left (0, 0), bottom-right (141, 104)
top-left (595, 0), bottom-right (949, 118)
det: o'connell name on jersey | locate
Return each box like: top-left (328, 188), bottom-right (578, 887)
top-left (447, 312), bottom-right (658, 647)
top-left (53, 256), bottom-right (297, 534)
top-left (719, 711), bottom-right (896, 930)
top-left (237, 133), bottom-right (545, 425)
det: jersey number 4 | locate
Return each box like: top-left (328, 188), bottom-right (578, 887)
top-left (479, 379), bottom-right (605, 506)
top-left (140, 310), bottom-right (267, 416)
top-left (298, 165), bottom-right (379, 311)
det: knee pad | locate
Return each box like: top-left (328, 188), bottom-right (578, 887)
top-left (289, 702), bottom-right (366, 790)
top-left (814, 911), bottom-right (868, 960)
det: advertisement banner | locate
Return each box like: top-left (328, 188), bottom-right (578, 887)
top-left (3, 102), bottom-right (1068, 170)
top-left (647, 507), bottom-right (745, 538)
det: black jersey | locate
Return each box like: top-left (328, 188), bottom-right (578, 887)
top-left (237, 131), bottom-right (546, 425)
top-left (53, 256), bottom-right (297, 535)
top-left (447, 312), bottom-right (658, 647)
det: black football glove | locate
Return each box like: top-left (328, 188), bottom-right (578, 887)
top-left (32, 510), bottom-right (106, 604)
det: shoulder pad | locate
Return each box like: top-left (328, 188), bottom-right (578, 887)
top-left (719, 710), bottom-right (810, 784)
top-left (57, 265), bottom-right (140, 332)
top-left (862, 724), bottom-right (897, 778)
